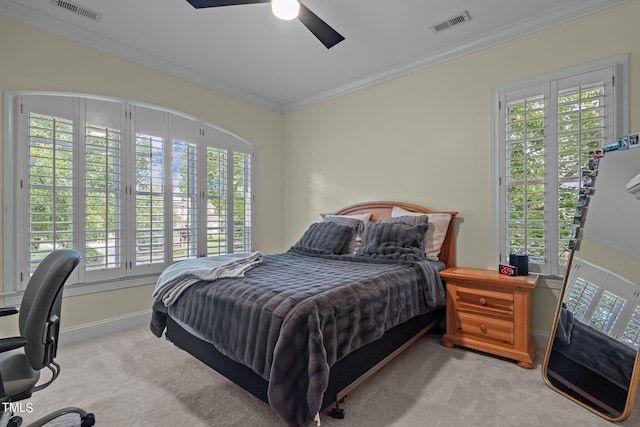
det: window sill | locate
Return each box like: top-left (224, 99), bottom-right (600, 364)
top-left (535, 275), bottom-right (564, 290)
top-left (2, 274), bottom-right (159, 306)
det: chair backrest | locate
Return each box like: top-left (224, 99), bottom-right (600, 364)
top-left (18, 249), bottom-right (81, 370)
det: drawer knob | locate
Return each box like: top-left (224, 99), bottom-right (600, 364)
top-left (479, 297), bottom-right (487, 306)
top-left (480, 324), bottom-right (487, 333)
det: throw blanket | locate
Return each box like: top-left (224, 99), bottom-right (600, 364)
top-left (151, 251), bottom-right (444, 427)
top-left (152, 251), bottom-right (263, 306)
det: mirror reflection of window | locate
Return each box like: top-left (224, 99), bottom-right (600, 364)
top-left (565, 258), bottom-right (640, 350)
top-left (565, 278), bottom-right (598, 319)
top-left (622, 307), bottom-right (640, 349)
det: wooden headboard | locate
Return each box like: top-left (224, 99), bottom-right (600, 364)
top-left (329, 201), bottom-right (458, 268)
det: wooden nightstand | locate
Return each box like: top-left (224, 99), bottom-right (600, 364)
top-left (440, 267), bottom-right (538, 369)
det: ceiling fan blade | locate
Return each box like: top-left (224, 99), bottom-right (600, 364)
top-left (186, 0), bottom-right (268, 8)
top-left (297, 3), bottom-right (344, 49)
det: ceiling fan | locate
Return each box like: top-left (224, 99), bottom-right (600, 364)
top-left (185, 0), bottom-right (345, 49)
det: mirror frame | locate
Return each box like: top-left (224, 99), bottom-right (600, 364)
top-left (542, 223), bottom-right (640, 422)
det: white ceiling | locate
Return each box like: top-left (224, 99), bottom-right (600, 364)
top-left (0, 0), bottom-right (629, 112)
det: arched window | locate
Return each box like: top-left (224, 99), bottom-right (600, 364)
top-left (2, 92), bottom-right (254, 301)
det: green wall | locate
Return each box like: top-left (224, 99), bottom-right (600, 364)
top-left (2, 0), bottom-right (640, 339)
top-left (0, 14), bottom-right (284, 335)
top-left (282, 0), bottom-right (640, 336)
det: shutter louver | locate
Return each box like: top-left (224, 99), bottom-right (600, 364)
top-left (565, 277), bottom-right (599, 320)
top-left (233, 151), bottom-right (253, 253)
top-left (206, 147), bottom-right (228, 256)
top-left (85, 122), bottom-right (122, 270)
top-left (135, 133), bottom-right (165, 265)
top-left (590, 290), bottom-right (626, 334)
top-left (621, 306), bottom-right (640, 350)
top-left (28, 113), bottom-right (74, 274)
top-left (505, 95), bottom-right (546, 266)
top-left (172, 139), bottom-right (198, 261)
top-left (557, 83), bottom-right (606, 267)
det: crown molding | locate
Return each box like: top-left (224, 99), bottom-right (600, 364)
top-left (1, 0), bottom-right (630, 114)
top-left (0, 0), bottom-right (283, 112)
top-left (282, 0), bottom-right (631, 112)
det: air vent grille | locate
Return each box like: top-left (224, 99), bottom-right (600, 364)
top-left (51, 0), bottom-right (102, 22)
top-left (431, 11), bottom-right (471, 34)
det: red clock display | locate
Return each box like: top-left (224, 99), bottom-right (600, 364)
top-left (499, 264), bottom-right (518, 276)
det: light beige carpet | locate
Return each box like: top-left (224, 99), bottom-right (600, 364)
top-left (22, 326), bottom-right (640, 426)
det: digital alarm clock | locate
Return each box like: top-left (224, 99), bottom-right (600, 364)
top-left (498, 264), bottom-right (518, 276)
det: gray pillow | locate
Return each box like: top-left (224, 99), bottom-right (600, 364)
top-left (322, 215), bottom-right (364, 254)
top-left (378, 214), bottom-right (429, 227)
top-left (356, 221), bottom-right (428, 261)
top-left (379, 215), bottom-right (429, 258)
top-left (289, 221), bottom-right (354, 255)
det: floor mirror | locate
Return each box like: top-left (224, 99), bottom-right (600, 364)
top-left (542, 142), bottom-right (640, 421)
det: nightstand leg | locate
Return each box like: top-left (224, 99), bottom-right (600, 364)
top-left (441, 338), bottom-right (454, 348)
top-left (517, 360), bottom-right (534, 369)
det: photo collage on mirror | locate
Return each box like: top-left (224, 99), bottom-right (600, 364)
top-left (570, 132), bottom-right (640, 250)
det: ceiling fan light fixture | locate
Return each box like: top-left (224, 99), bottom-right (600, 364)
top-left (271, 0), bottom-right (300, 21)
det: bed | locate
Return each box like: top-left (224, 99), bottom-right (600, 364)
top-left (150, 201), bottom-right (458, 426)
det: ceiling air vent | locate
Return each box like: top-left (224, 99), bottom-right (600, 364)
top-left (51, 0), bottom-right (102, 22)
top-left (431, 11), bottom-right (471, 34)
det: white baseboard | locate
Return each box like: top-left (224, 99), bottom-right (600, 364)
top-left (59, 310), bottom-right (151, 348)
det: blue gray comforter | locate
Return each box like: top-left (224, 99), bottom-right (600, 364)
top-left (151, 251), bottom-right (445, 426)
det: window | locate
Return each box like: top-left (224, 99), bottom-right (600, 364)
top-left (3, 93), bottom-right (254, 301)
top-left (565, 258), bottom-right (640, 350)
top-left (492, 56), bottom-right (627, 276)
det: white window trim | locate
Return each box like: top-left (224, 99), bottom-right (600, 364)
top-left (2, 91), bottom-right (255, 305)
top-left (490, 55), bottom-right (629, 276)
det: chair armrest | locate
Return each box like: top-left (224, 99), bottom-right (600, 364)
top-left (0, 337), bottom-right (27, 353)
top-left (0, 307), bottom-right (19, 317)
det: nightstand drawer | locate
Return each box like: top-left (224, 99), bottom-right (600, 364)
top-left (456, 312), bottom-right (514, 344)
top-left (456, 286), bottom-right (513, 317)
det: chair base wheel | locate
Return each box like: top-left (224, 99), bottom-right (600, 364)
top-left (330, 408), bottom-right (344, 419)
top-left (80, 413), bottom-right (95, 427)
top-left (8, 416), bottom-right (23, 427)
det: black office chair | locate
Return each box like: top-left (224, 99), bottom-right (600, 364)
top-left (0, 249), bottom-right (95, 427)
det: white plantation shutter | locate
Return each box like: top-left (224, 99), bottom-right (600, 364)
top-left (170, 115), bottom-right (199, 262)
top-left (202, 126), bottom-right (229, 256)
top-left (504, 89), bottom-right (546, 268)
top-left (199, 129), bottom-right (254, 256)
top-left (556, 72), bottom-right (608, 267)
top-left (205, 147), bottom-right (228, 255)
top-left (232, 144), bottom-right (253, 253)
top-left (84, 99), bottom-right (124, 280)
top-left (621, 307), bottom-right (640, 349)
top-left (27, 96), bottom-right (76, 279)
top-left (564, 277), bottom-right (599, 320)
top-left (496, 59), bottom-right (623, 276)
top-left (4, 93), bottom-right (254, 298)
top-left (133, 107), bottom-right (167, 273)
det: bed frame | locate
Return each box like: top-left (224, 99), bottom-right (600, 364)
top-left (163, 201), bottom-right (458, 421)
